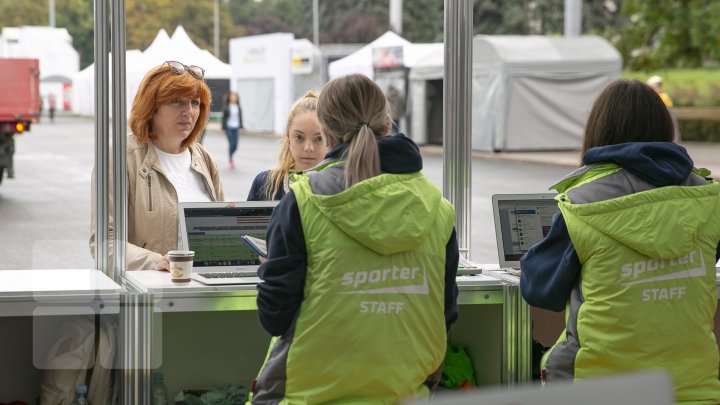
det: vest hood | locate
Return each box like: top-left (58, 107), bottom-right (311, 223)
top-left (309, 173), bottom-right (444, 255)
top-left (583, 142), bottom-right (693, 187)
top-left (560, 181), bottom-right (720, 258)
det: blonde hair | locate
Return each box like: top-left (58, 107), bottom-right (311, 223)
top-left (261, 91), bottom-right (322, 200)
top-left (128, 63), bottom-right (211, 148)
top-left (317, 74), bottom-right (390, 188)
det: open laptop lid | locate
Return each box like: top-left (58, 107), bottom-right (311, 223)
top-left (491, 193), bottom-right (558, 269)
top-left (178, 201), bottom-right (279, 272)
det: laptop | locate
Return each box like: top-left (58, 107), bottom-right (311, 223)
top-left (178, 201), bottom-right (279, 285)
top-left (491, 193), bottom-right (558, 275)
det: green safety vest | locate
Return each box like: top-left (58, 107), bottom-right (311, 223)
top-left (543, 164), bottom-right (720, 404)
top-left (253, 171), bottom-right (455, 405)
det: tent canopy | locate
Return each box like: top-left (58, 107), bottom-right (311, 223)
top-left (328, 31), bottom-right (441, 80)
top-left (473, 35), bottom-right (620, 72)
top-left (141, 26), bottom-right (232, 79)
top-left (328, 31), bottom-right (410, 79)
top-left (72, 26), bottom-right (232, 116)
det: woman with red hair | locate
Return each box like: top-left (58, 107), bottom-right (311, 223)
top-left (90, 61), bottom-right (224, 275)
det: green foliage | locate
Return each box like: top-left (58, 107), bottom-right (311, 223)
top-left (0, 0), bottom-right (46, 27)
top-left (403, 0), bottom-right (443, 43)
top-left (619, 0), bottom-right (720, 70)
top-left (56, 0), bottom-right (93, 69)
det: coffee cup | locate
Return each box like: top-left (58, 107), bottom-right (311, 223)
top-left (168, 250), bottom-right (194, 283)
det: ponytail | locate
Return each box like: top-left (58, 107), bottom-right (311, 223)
top-left (344, 124), bottom-right (380, 188)
top-left (317, 74), bottom-right (391, 189)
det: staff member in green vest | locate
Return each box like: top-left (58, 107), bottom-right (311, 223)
top-left (520, 79), bottom-right (720, 404)
top-left (250, 74), bottom-right (459, 404)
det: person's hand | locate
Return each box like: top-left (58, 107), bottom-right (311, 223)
top-left (155, 255), bottom-right (170, 271)
top-left (258, 256), bottom-right (268, 264)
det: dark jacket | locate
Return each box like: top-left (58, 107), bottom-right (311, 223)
top-left (520, 142), bottom-right (720, 311)
top-left (256, 134), bottom-right (460, 336)
top-left (221, 102), bottom-right (243, 130)
top-left (247, 170), bottom-right (286, 201)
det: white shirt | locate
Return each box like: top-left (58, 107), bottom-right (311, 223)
top-left (154, 148), bottom-right (211, 203)
top-left (226, 104), bottom-right (241, 129)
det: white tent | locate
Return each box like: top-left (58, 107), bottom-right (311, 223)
top-left (327, 31), bottom-right (441, 81)
top-left (142, 26), bottom-right (232, 80)
top-left (472, 35), bottom-right (621, 151)
top-left (72, 49), bottom-right (146, 117)
top-left (328, 31), bottom-right (411, 80)
top-left (0, 26), bottom-right (80, 111)
top-left (0, 26), bottom-right (79, 81)
top-left (407, 35), bottom-right (622, 150)
top-left (408, 47), bottom-right (444, 144)
top-left (329, 32), bottom-right (441, 138)
top-left (229, 32), bottom-right (295, 133)
top-left (73, 26), bottom-right (232, 117)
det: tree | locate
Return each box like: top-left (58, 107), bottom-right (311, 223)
top-left (0, 1), bottom-right (45, 27)
top-left (619, 0), bottom-right (720, 70)
top-left (404, 0), bottom-right (443, 42)
top-left (323, 10), bottom-right (386, 43)
top-left (56, 0), bottom-right (94, 69)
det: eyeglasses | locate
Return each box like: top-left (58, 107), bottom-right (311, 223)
top-left (164, 61), bottom-right (204, 79)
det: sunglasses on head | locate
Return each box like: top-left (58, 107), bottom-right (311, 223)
top-left (164, 61), bottom-right (204, 79)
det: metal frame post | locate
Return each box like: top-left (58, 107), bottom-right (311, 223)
top-left (443, 0), bottom-right (472, 255)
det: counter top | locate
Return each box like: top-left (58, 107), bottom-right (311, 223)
top-left (0, 269), bottom-right (122, 316)
top-left (124, 270), bottom-right (258, 294)
top-left (0, 269), bottom-right (121, 297)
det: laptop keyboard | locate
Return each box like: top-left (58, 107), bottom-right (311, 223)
top-left (457, 255), bottom-right (482, 274)
top-left (506, 268), bottom-right (521, 277)
top-left (196, 271), bottom-right (257, 279)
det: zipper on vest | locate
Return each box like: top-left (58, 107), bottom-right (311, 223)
top-left (147, 174), bottom-right (153, 211)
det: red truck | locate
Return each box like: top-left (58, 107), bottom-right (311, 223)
top-left (0, 58), bottom-right (40, 185)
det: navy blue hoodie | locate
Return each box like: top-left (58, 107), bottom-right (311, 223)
top-left (520, 142), bottom-right (720, 311)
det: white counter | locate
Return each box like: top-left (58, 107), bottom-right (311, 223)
top-left (0, 269), bottom-right (122, 317)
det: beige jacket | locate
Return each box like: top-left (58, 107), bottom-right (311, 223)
top-left (90, 135), bottom-right (224, 275)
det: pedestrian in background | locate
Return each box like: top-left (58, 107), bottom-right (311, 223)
top-left (247, 91), bottom-right (328, 201)
top-left (647, 75), bottom-right (673, 107)
top-left (520, 79), bottom-right (720, 403)
top-left (221, 91), bottom-right (243, 169)
top-left (48, 93), bottom-right (57, 123)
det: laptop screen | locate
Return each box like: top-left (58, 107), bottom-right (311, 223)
top-left (178, 201), bottom-right (278, 269)
top-left (492, 194), bottom-right (558, 268)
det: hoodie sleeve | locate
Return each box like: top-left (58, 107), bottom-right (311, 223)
top-left (519, 212), bottom-right (580, 312)
top-left (444, 229), bottom-right (460, 330)
top-left (256, 190), bottom-right (307, 336)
